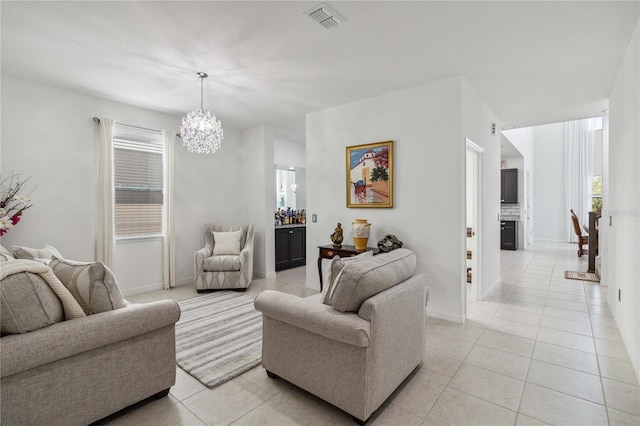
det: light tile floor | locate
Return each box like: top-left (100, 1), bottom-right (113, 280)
top-left (103, 242), bottom-right (639, 425)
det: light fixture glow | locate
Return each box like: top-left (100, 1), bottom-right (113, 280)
top-left (180, 72), bottom-right (223, 154)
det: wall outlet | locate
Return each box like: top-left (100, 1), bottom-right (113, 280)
top-left (618, 289), bottom-right (621, 302)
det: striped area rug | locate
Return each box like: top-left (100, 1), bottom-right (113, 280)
top-left (175, 291), bottom-right (262, 388)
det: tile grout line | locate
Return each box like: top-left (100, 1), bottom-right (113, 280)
top-left (586, 278), bottom-right (613, 426)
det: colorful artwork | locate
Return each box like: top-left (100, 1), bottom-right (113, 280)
top-left (346, 141), bottom-right (393, 208)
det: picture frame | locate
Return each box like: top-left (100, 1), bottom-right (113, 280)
top-left (346, 140), bottom-right (393, 208)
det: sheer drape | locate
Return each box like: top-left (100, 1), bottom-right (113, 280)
top-left (162, 130), bottom-right (176, 289)
top-left (564, 118), bottom-right (596, 242)
top-left (96, 118), bottom-right (116, 269)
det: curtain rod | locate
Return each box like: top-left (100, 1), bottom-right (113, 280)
top-left (92, 117), bottom-right (183, 137)
top-left (93, 117), bottom-right (160, 133)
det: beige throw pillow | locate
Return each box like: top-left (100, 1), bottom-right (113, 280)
top-left (213, 230), bottom-right (243, 255)
top-left (322, 251), bottom-right (374, 305)
top-left (50, 257), bottom-right (127, 315)
top-left (325, 248), bottom-right (417, 313)
top-left (11, 245), bottom-right (63, 264)
top-left (1, 271), bottom-right (64, 335)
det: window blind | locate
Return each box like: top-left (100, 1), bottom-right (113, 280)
top-left (113, 126), bottom-right (164, 237)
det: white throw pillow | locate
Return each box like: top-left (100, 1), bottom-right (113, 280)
top-left (212, 230), bottom-right (243, 255)
top-left (44, 244), bottom-right (64, 259)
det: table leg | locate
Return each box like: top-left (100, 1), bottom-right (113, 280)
top-left (317, 256), bottom-right (323, 291)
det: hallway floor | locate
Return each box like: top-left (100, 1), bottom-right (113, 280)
top-left (108, 242), bottom-right (638, 425)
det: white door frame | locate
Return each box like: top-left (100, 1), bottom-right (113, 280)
top-left (465, 139), bottom-right (484, 306)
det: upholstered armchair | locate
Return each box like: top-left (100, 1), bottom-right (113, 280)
top-left (194, 224), bottom-right (255, 291)
top-left (255, 249), bottom-right (428, 424)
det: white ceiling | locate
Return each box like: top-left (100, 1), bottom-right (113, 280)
top-left (2, 1), bottom-right (639, 140)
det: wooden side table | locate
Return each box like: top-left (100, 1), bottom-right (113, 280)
top-left (317, 244), bottom-right (380, 291)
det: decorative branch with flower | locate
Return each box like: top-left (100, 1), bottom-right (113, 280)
top-left (0, 173), bottom-right (34, 237)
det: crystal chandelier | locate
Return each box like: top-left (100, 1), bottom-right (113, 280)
top-left (180, 72), bottom-right (223, 154)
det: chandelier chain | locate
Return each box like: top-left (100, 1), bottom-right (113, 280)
top-left (200, 75), bottom-right (204, 110)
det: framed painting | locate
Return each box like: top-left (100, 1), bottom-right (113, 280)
top-left (346, 140), bottom-right (393, 208)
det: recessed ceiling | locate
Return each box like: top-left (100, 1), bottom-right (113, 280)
top-left (2, 1), bottom-right (638, 133)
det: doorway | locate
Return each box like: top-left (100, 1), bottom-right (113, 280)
top-left (465, 139), bottom-right (484, 315)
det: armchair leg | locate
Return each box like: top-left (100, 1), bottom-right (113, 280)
top-left (153, 388), bottom-right (171, 399)
top-left (266, 370), bottom-right (279, 379)
top-left (352, 416), bottom-right (367, 425)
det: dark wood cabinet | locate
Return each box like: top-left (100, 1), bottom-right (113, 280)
top-left (501, 168), bottom-right (518, 204)
top-left (275, 226), bottom-right (306, 271)
top-left (501, 220), bottom-right (518, 250)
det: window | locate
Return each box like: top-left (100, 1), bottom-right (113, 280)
top-left (113, 125), bottom-right (164, 237)
top-left (592, 175), bottom-right (602, 212)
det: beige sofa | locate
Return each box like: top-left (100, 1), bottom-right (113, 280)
top-left (255, 248), bottom-right (428, 424)
top-left (0, 259), bottom-right (181, 426)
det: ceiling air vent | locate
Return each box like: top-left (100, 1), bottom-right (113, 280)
top-left (305, 3), bottom-right (346, 29)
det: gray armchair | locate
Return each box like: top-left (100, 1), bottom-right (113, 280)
top-left (195, 224), bottom-right (255, 291)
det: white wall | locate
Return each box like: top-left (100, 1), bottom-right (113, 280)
top-left (1, 76), bottom-right (245, 294)
top-left (274, 138), bottom-right (306, 168)
top-left (607, 16), bottom-right (640, 382)
top-left (173, 126), bottom-right (244, 288)
top-left (306, 76), bottom-right (500, 322)
top-left (241, 126), bottom-right (275, 278)
top-left (461, 80), bottom-right (502, 299)
top-left (532, 122), bottom-right (566, 241)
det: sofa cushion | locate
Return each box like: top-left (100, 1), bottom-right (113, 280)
top-left (326, 248), bottom-right (417, 313)
top-left (50, 258), bottom-right (127, 315)
top-left (11, 245), bottom-right (63, 264)
top-left (212, 230), bottom-right (243, 255)
top-left (0, 271), bottom-right (64, 335)
top-left (322, 251), bottom-right (374, 304)
top-left (203, 255), bottom-right (241, 272)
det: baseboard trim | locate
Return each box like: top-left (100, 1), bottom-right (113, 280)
top-left (176, 277), bottom-right (193, 286)
top-left (254, 271), bottom-right (276, 279)
top-left (121, 283), bottom-right (164, 297)
top-left (121, 277), bottom-right (193, 296)
top-left (482, 278), bottom-right (502, 299)
top-left (426, 309), bottom-right (464, 324)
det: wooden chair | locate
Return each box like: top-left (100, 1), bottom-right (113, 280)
top-left (570, 209), bottom-right (588, 257)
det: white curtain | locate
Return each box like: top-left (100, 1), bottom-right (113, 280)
top-left (162, 130), bottom-right (176, 289)
top-left (96, 118), bottom-right (116, 269)
top-left (564, 118), bottom-right (596, 242)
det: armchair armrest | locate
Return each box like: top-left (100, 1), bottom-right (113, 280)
top-left (1, 300), bottom-right (180, 377)
top-left (238, 245), bottom-right (251, 264)
top-left (195, 246), bottom-right (212, 270)
top-left (255, 290), bottom-right (370, 347)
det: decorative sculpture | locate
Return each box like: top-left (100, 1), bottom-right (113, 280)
top-left (377, 234), bottom-right (403, 253)
top-left (330, 223), bottom-right (344, 247)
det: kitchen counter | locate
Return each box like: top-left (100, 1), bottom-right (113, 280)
top-left (500, 216), bottom-right (520, 221)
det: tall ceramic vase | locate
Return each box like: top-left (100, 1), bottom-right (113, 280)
top-left (352, 219), bottom-right (371, 251)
